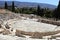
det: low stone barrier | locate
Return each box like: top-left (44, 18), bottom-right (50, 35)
top-left (15, 29), bottom-right (60, 39)
top-left (41, 19), bottom-right (60, 26)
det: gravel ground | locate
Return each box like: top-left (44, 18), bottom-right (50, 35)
top-left (6, 18), bottom-right (57, 32)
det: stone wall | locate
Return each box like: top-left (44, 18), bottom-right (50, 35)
top-left (15, 29), bottom-right (60, 39)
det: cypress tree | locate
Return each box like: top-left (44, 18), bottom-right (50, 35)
top-left (37, 5), bottom-right (44, 17)
top-left (37, 5), bottom-right (41, 15)
top-left (54, 1), bottom-right (60, 19)
top-left (5, 1), bottom-right (8, 9)
top-left (12, 1), bottom-right (15, 12)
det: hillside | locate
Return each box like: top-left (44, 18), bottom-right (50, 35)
top-left (0, 1), bottom-right (57, 9)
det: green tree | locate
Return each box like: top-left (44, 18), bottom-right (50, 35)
top-left (37, 5), bottom-right (44, 17)
top-left (37, 5), bottom-right (41, 15)
top-left (5, 1), bottom-right (8, 9)
top-left (54, 1), bottom-right (60, 20)
top-left (12, 1), bottom-right (15, 12)
top-left (44, 8), bottom-right (53, 18)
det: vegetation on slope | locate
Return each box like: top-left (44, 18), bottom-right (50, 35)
top-left (4, 1), bottom-right (60, 21)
